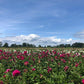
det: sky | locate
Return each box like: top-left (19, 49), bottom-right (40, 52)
top-left (0, 0), bottom-right (84, 46)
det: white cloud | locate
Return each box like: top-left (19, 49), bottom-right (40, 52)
top-left (66, 38), bottom-right (72, 42)
top-left (0, 34), bottom-right (79, 46)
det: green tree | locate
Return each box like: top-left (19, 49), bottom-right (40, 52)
top-left (10, 44), bottom-right (17, 47)
top-left (72, 42), bottom-right (84, 48)
top-left (22, 43), bottom-right (27, 47)
top-left (3, 43), bottom-right (9, 47)
top-left (65, 44), bottom-right (71, 47)
top-left (38, 45), bottom-right (42, 47)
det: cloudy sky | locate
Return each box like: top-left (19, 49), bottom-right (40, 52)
top-left (0, 0), bottom-right (84, 46)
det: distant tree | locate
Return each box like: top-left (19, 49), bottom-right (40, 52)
top-left (22, 43), bottom-right (36, 48)
top-left (29, 44), bottom-right (36, 47)
top-left (65, 44), bottom-right (71, 47)
top-left (59, 44), bottom-right (65, 47)
top-left (0, 42), bottom-right (2, 47)
top-left (32, 44), bottom-right (36, 48)
top-left (72, 42), bottom-right (84, 48)
top-left (10, 44), bottom-right (17, 47)
top-left (3, 43), bottom-right (9, 47)
top-left (22, 43), bottom-right (27, 47)
top-left (17, 44), bottom-right (22, 47)
top-left (38, 45), bottom-right (42, 48)
top-left (47, 45), bottom-right (52, 47)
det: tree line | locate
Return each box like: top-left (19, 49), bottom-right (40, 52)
top-left (0, 42), bottom-right (84, 48)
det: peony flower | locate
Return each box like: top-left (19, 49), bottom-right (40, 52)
top-left (63, 60), bottom-right (66, 63)
top-left (24, 61), bottom-right (29, 66)
top-left (75, 63), bottom-right (79, 67)
top-left (32, 68), bottom-right (36, 71)
top-left (40, 74), bottom-right (43, 78)
top-left (55, 56), bottom-right (58, 59)
top-left (0, 81), bottom-right (3, 84)
top-left (61, 59), bottom-right (66, 63)
top-left (48, 68), bottom-right (52, 73)
top-left (3, 75), bottom-right (6, 78)
top-left (51, 58), bottom-right (54, 62)
top-left (64, 66), bottom-right (69, 72)
top-left (23, 69), bottom-right (28, 72)
top-left (12, 70), bottom-right (20, 76)
top-left (58, 63), bottom-right (60, 65)
top-left (4, 69), bottom-right (11, 73)
top-left (0, 49), bottom-right (2, 52)
top-left (79, 61), bottom-right (82, 63)
top-left (20, 56), bottom-right (25, 60)
top-left (82, 79), bottom-right (84, 84)
top-left (32, 58), bottom-right (35, 62)
top-left (31, 65), bottom-right (33, 67)
top-left (24, 51), bottom-right (27, 54)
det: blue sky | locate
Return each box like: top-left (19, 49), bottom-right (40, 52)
top-left (0, 0), bottom-right (84, 45)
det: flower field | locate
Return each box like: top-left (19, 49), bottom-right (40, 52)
top-left (0, 48), bottom-right (84, 84)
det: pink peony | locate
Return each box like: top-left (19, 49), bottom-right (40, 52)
top-left (4, 69), bottom-right (11, 73)
top-left (82, 79), bottom-right (84, 84)
top-left (12, 70), bottom-right (20, 76)
top-left (23, 69), bottom-right (28, 72)
top-left (64, 66), bottom-right (69, 72)
top-left (55, 56), bottom-right (58, 59)
top-left (0, 50), bottom-right (2, 52)
top-left (0, 81), bottom-right (3, 84)
top-left (32, 68), bottom-right (36, 71)
top-left (3, 75), bottom-right (6, 78)
top-left (48, 68), bottom-right (52, 73)
top-left (79, 61), bottom-right (82, 63)
top-left (40, 74), bottom-right (43, 78)
top-left (75, 63), bottom-right (79, 67)
top-left (31, 65), bottom-right (33, 67)
top-left (24, 61), bottom-right (29, 66)
top-left (20, 56), bottom-right (25, 60)
top-left (24, 51), bottom-right (27, 54)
